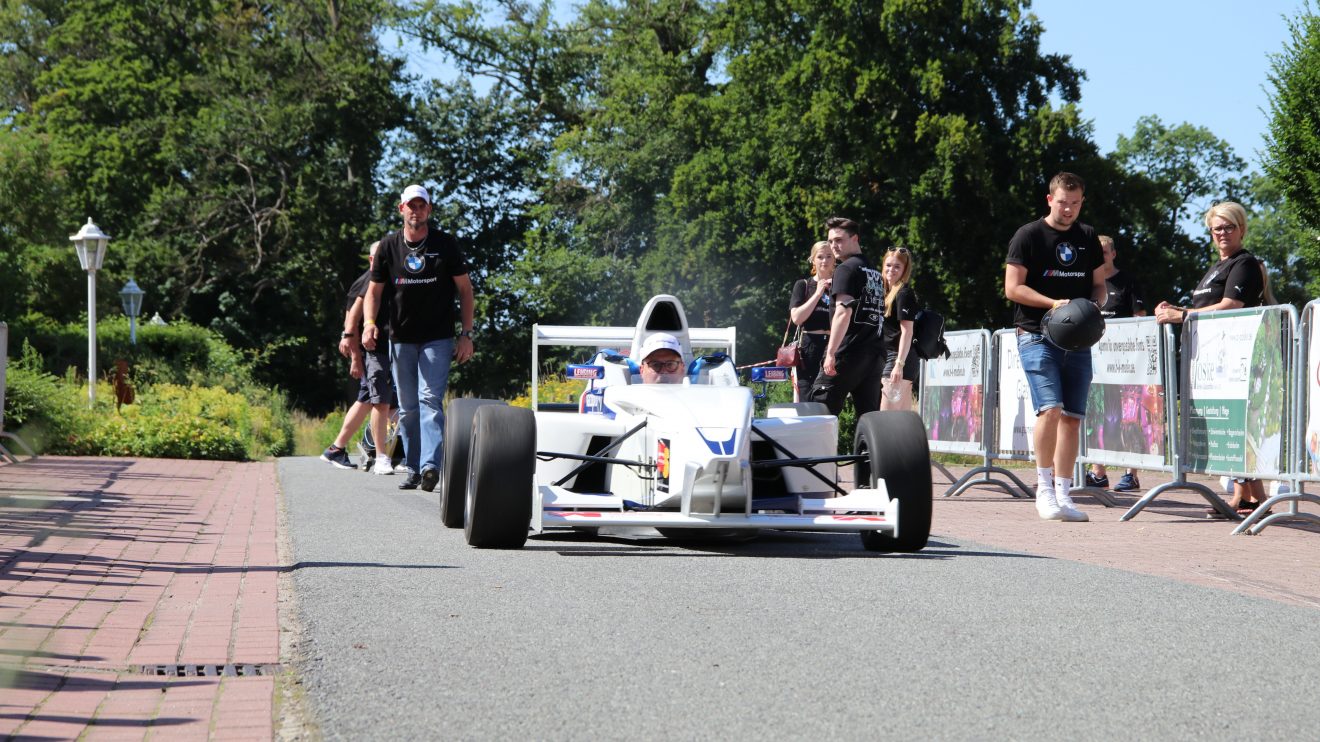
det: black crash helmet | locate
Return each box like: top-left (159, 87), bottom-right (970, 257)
top-left (1042, 298), bottom-right (1105, 351)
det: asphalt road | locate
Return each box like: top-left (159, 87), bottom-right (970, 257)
top-left (280, 456), bottom-right (1320, 740)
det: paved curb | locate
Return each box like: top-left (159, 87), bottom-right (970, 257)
top-left (0, 457), bottom-right (280, 740)
top-left (930, 466), bottom-right (1320, 610)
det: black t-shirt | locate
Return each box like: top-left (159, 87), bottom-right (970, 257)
top-left (832, 253), bottom-right (885, 357)
top-left (1100, 270), bottom-right (1144, 319)
top-left (1006, 219), bottom-right (1103, 333)
top-left (371, 226), bottom-right (470, 343)
top-left (881, 284), bottom-right (918, 350)
top-left (347, 269), bottom-right (390, 343)
top-left (1191, 249), bottom-right (1264, 309)
top-left (790, 278), bottom-right (832, 333)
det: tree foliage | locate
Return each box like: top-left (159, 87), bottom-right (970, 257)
top-left (2, 0), bottom-right (1279, 410)
top-left (1, 0), bottom-right (406, 411)
top-left (1264, 2), bottom-right (1320, 303)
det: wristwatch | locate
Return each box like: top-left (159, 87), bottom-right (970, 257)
top-left (458, 329), bottom-right (473, 339)
top-left (341, 332), bottom-right (355, 338)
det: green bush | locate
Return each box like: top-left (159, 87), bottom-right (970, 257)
top-left (8, 313), bottom-right (253, 391)
top-left (4, 342), bottom-right (293, 461)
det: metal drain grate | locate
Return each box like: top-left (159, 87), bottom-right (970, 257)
top-left (136, 663), bottom-right (282, 677)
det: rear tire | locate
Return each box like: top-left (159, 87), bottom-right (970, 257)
top-left (854, 411), bottom-right (931, 552)
top-left (768, 402), bottom-right (831, 416)
top-left (464, 406), bottom-right (536, 549)
top-left (441, 398), bottom-right (505, 528)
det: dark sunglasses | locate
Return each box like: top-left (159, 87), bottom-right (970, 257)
top-left (886, 246), bottom-right (911, 254)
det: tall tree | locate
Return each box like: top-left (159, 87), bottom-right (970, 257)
top-left (1108, 116), bottom-right (1250, 304)
top-left (399, 0), bottom-right (1103, 366)
top-left (2, 0), bottom-right (408, 411)
top-left (1265, 3), bottom-right (1320, 301)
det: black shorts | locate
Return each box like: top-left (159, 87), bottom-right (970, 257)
top-left (882, 351), bottom-right (920, 384)
top-left (357, 349), bottom-right (396, 406)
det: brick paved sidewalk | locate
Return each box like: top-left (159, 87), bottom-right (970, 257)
top-left (0, 457), bottom-right (280, 741)
top-left (930, 466), bottom-right (1320, 611)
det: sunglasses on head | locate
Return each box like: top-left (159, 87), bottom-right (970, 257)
top-left (886, 246), bottom-right (911, 254)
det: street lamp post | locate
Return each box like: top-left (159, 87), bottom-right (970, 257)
top-left (119, 279), bottom-right (145, 345)
top-left (70, 218), bottom-right (110, 405)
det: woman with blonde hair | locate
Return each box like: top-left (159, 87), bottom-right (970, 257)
top-left (1154, 200), bottom-right (1271, 515)
top-left (788, 240), bottom-right (836, 401)
top-left (880, 246), bottom-right (919, 410)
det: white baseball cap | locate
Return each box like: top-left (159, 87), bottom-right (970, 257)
top-left (639, 332), bottom-right (683, 362)
top-left (399, 184), bottom-right (431, 205)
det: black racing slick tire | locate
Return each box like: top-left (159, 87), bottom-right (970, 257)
top-left (768, 402), bottom-right (832, 416)
top-left (441, 398), bottom-right (505, 528)
top-left (853, 411), bottom-right (932, 553)
top-left (464, 405), bottom-right (536, 549)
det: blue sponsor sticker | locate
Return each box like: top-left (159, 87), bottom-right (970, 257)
top-left (751, 367), bottom-right (790, 382)
top-left (567, 364), bottom-right (605, 380)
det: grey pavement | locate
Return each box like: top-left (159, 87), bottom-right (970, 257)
top-left (279, 456), bottom-right (1320, 740)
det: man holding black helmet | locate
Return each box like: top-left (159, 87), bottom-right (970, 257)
top-left (1005, 172), bottom-right (1108, 522)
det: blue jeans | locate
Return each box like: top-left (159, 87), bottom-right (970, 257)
top-left (1016, 331), bottom-right (1091, 419)
top-left (390, 338), bottom-right (455, 473)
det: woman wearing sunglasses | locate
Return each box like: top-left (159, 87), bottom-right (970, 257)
top-left (880, 246), bottom-right (919, 411)
top-left (788, 240), bottom-right (836, 401)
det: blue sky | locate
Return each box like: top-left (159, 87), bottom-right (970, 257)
top-left (1032, 0), bottom-right (1302, 168)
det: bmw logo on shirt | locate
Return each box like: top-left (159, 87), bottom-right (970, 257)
top-left (405, 253), bottom-right (427, 273)
top-left (1056, 242), bottom-right (1077, 265)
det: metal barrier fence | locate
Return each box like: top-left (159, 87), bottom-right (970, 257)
top-left (919, 330), bottom-right (1032, 498)
top-left (0, 322), bottom-right (37, 463)
top-left (1122, 304), bottom-right (1297, 523)
top-left (1073, 318), bottom-right (1176, 506)
top-left (1233, 300), bottom-right (1320, 534)
top-left (917, 306), bottom-right (1318, 534)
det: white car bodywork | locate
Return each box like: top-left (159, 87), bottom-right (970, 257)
top-left (526, 295), bottom-right (904, 539)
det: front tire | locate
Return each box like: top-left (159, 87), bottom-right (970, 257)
top-left (441, 398), bottom-right (505, 528)
top-left (464, 406), bottom-right (536, 549)
top-left (854, 411), bottom-right (932, 552)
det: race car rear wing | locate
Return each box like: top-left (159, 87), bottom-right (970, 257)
top-left (531, 324), bottom-right (737, 410)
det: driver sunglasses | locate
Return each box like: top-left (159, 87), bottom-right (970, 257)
top-left (645, 359), bottom-right (683, 373)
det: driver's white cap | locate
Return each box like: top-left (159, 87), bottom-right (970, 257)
top-left (399, 184), bottom-right (430, 205)
top-left (639, 332), bottom-right (683, 361)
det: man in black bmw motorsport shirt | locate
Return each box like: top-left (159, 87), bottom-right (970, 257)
top-left (363, 185), bottom-right (475, 492)
top-left (1005, 172), bottom-right (1107, 523)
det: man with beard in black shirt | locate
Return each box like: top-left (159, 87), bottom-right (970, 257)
top-left (364, 185), bottom-right (475, 492)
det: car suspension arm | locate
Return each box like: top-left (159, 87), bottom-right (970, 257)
top-left (750, 425), bottom-right (858, 497)
top-left (546, 420), bottom-right (648, 487)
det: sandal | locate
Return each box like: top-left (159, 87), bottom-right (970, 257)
top-left (1237, 501), bottom-right (1273, 517)
top-left (1204, 507), bottom-right (1234, 520)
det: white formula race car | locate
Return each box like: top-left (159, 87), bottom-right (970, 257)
top-left (440, 295), bottom-right (932, 552)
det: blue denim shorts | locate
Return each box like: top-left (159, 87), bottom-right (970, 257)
top-left (1016, 331), bottom-right (1092, 419)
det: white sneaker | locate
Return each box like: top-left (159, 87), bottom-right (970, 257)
top-left (394, 463), bottom-right (413, 475)
top-left (372, 459), bottom-right (394, 476)
top-left (1036, 488), bottom-right (1064, 520)
top-left (1055, 489), bottom-right (1089, 522)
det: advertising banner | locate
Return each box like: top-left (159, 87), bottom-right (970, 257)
top-left (1185, 311), bottom-right (1287, 476)
top-left (1083, 320), bottom-right (1166, 468)
top-left (921, 331), bottom-right (985, 454)
top-left (1306, 310), bottom-right (1320, 477)
top-left (996, 332), bottom-right (1035, 457)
